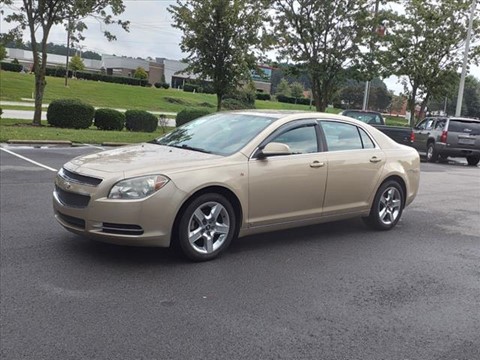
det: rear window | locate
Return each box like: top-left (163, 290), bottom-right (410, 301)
top-left (343, 111), bottom-right (383, 125)
top-left (448, 120), bottom-right (480, 135)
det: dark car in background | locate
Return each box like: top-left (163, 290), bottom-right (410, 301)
top-left (412, 116), bottom-right (480, 166)
top-left (340, 110), bottom-right (414, 147)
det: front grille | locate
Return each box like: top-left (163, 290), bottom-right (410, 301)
top-left (55, 185), bottom-right (90, 208)
top-left (102, 223), bottom-right (144, 236)
top-left (61, 168), bottom-right (103, 186)
top-left (57, 212), bottom-right (85, 229)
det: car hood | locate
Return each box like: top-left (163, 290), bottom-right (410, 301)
top-left (66, 143), bottom-right (223, 176)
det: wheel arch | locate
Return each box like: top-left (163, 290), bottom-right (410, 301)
top-left (171, 186), bottom-right (243, 246)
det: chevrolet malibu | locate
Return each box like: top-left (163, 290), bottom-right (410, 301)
top-left (53, 111), bottom-right (420, 261)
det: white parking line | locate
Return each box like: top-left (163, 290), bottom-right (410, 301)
top-left (80, 143), bottom-right (105, 150)
top-left (0, 147), bottom-right (57, 172)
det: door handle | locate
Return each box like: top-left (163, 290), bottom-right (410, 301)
top-left (310, 161), bottom-right (325, 168)
top-left (370, 156), bottom-right (382, 163)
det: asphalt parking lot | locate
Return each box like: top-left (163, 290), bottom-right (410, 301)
top-left (1, 144), bottom-right (479, 360)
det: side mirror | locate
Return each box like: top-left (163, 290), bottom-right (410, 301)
top-left (257, 142), bottom-right (292, 159)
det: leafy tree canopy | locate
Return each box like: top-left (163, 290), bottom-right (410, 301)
top-left (1, 0), bottom-right (129, 125)
top-left (271, 0), bottom-right (375, 111)
top-left (169, 0), bottom-right (270, 110)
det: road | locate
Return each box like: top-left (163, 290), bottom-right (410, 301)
top-left (1, 145), bottom-right (479, 360)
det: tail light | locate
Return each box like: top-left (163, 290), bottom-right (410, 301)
top-left (440, 131), bottom-right (448, 143)
top-left (409, 130), bottom-right (415, 143)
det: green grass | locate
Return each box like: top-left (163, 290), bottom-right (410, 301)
top-left (385, 115), bottom-right (410, 127)
top-left (0, 118), bottom-right (172, 144)
top-left (1, 70), bottom-right (336, 113)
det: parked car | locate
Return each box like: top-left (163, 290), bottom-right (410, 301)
top-left (340, 110), bottom-right (414, 146)
top-left (53, 111), bottom-right (420, 261)
top-left (412, 116), bottom-right (480, 166)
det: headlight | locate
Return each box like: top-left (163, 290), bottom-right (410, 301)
top-left (108, 175), bottom-right (170, 200)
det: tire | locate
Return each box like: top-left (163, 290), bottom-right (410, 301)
top-left (363, 180), bottom-right (404, 231)
top-left (466, 156), bottom-right (480, 166)
top-left (426, 142), bottom-right (438, 163)
top-left (177, 193), bottom-right (236, 261)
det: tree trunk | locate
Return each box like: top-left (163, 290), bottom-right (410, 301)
top-left (216, 93), bottom-right (222, 111)
top-left (419, 93), bottom-right (430, 120)
top-left (32, 50), bottom-right (48, 126)
top-left (408, 86), bottom-right (418, 127)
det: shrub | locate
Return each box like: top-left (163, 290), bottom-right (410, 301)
top-left (183, 83), bottom-right (200, 93)
top-left (276, 94), bottom-right (311, 106)
top-left (134, 66), bottom-right (148, 80)
top-left (47, 99), bottom-right (95, 129)
top-left (154, 82), bottom-right (170, 89)
top-left (256, 93), bottom-right (271, 101)
top-left (221, 99), bottom-right (251, 110)
top-left (1, 62), bottom-right (23, 72)
top-left (125, 110), bottom-right (158, 132)
top-left (176, 109), bottom-right (212, 127)
top-left (94, 108), bottom-right (126, 131)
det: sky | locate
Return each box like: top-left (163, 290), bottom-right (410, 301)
top-left (1, 0), bottom-right (479, 95)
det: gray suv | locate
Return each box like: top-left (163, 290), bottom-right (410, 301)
top-left (412, 117), bottom-right (480, 166)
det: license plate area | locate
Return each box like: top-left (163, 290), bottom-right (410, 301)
top-left (458, 137), bottom-right (475, 145)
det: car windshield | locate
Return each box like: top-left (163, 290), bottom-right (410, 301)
top-left (154, 113), bottom-right (277, 155)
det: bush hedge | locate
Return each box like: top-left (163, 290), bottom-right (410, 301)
top-left (43, 68), bottom-right (148, 86)
top-left (221, 99), bottom-right (252, 110)
top-left (183, 83), bottom-right (200, 93)
top-left (94, 108), bottom-right (126, 131)
top-left (47, 99), bottom-right (95, 129)
top-left (125, 110), bottom-right (158, 132)
top-left (154, 82), bottom-right (170, 89)
top-left (176, 109), bottom-right (212, 127)
top-left (1, 62), bottom-right (23, 72)
top-left (276, 94), bottom-right (311, 105)
top-left (256, 93), bottom-right (271, 101)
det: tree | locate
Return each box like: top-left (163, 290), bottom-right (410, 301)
top-left (275, 78), bottom-right (291, 97)
top-left (2, 0), bottom-right (129, 126)
top-left (169, 0), bottom-right (270, 111)
top-left (68, 54), bottom-right (85, 75)
top-left (381, 0), bottom-right (480, 125)
top-left (134, 66), bottom-right (148, 80)
top-left (290, 82), bottom-right (304, 100)
top-left (271, 0), bottom-right (373, 111)
top-left (0, 44), bottom-right (7, 61)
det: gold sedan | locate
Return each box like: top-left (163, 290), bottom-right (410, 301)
top-left (53, 111), bottom-right (420, 261)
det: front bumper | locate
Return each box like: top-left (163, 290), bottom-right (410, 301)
top-left (53, 181), bottom-right (185, 247)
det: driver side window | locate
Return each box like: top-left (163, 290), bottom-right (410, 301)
top-left (271, 125), bottom-right (318, 154)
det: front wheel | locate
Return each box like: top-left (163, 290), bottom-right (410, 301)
top-left (466, 156), bottom-right (480, 166)
top-left (177, 193), bottom-right (236, 261)
top-left (426, 143), bottom-right (438, 163)
top-left (363, 180), bottom-right (404, 231)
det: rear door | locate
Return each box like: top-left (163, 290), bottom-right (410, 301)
top-left (319, 121), bottom-right (385, 216)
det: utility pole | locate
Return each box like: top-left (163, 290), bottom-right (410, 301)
top-left (65, 18), bottom-right (71, 87)
top-left (455, 0), bottom-right (476, 117)
top-left (363, 0), bottom-right (381, 110)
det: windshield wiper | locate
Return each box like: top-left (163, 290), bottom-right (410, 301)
top-left (169, 144), bottom-right (212, 154)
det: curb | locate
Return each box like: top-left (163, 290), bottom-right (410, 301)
top-left (7, 140), bottom-right (72, 145)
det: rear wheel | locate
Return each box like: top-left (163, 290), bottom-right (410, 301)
top-left (177, 193), bottom-right (236, 261)
top-left (466, 156), bottom-right (480, 166)
top-left (426, 142), bottom-right (438, 163)
top-left (363, 180), bottom-right (404, 231)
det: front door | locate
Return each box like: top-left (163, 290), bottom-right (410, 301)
top-left (248, 123), bottom-right (327, 227)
